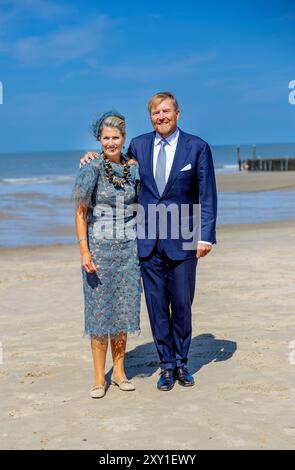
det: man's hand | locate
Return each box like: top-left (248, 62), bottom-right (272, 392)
top-left (80, 151), bottom-right (99, 168)
top-left (196, 243), bottom-right (212, 259)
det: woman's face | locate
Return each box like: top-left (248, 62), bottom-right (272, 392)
top-left (99, 126), bottom-right (125, 160)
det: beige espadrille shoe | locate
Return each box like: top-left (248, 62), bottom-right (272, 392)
top-left (90, 383), bottom-right (106, 399)
top-left (111, 376), bottom-right (135, 391)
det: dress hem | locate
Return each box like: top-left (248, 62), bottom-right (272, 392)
top-left (82, 328), bottom-right (141, 340)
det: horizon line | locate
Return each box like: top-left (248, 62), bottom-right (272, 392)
top-left (1, 140), bottom-right (295, 155)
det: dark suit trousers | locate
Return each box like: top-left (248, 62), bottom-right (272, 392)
top-left (140, 240), bottom-right (197, 370)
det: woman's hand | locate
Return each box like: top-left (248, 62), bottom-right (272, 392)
top-left (127, 159), bottom-right (137, 165)
top-left (81, 250), bottom-right (97, 273)
top-left (79, 151), bottom-right (99, 168)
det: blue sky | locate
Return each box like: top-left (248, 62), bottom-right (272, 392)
top-left (0, 0), bottom-right (294, 151)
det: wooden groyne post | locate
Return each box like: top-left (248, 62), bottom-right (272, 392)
top-left (246, 157), bottom-right (295, 171)
top-left (236, 144), bottom-right (295, 171)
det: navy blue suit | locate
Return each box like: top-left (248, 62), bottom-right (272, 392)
top-left (128, 129), bottom-right (217, 370)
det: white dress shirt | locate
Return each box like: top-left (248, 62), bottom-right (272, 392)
top-left (153, 128), bottom-right (180, 183)
top-left (153, 128), bottom-right (212, 246)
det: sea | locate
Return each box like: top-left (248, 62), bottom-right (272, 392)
top-left (0, 143), bottom-right (295, 248)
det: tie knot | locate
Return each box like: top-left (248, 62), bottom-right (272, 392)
top-left (161, 139), bottom-right (168, 147)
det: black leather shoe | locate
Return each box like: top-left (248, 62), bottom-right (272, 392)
top-left (174, 366), bottom-right (195, 387)
top-left (157, 369), bottom-right (175, 391)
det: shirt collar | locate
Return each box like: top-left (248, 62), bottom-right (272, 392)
top-left (154, 127), bottom-right (179, 147)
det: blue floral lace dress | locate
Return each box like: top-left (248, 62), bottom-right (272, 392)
top-left (73, 156), bottom-right (141, 338)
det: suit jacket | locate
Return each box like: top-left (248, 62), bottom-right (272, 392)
top-left (128, 128), bottom-right (217, 260)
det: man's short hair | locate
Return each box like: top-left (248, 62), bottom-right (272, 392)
top-left (148, 92), bottom-right (179, 113)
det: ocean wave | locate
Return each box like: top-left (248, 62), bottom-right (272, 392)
top-left (0, 175), bottom-right (75, 185)
top-left (215, 164), bottom-right (239, 174)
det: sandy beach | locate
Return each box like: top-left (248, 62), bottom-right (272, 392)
top-left (216, 170), bottom-right (295, 192)
top-left (0, 215), bottom-right (294, 450)
top-left (1, 170), bottom-right (295, 450)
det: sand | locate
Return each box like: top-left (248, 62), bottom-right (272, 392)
top-left (216, 170), bottom-right (295, 192)
top-left (1, 216), bottom-right (295, 450)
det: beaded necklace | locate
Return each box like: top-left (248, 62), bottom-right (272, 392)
top-left (101, 152), bottom-right (130, 189)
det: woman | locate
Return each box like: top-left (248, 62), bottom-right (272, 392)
top-left (73, 112), bottom-right (141, 399)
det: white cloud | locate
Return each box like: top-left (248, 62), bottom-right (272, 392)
top-left (1, 0), bottom-right (74, 21)
top-left (90, 53), bottom-right (216, 81)
top-left (3, 15), bottom-right (110, 66)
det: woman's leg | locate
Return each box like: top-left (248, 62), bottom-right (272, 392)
top-left (91, 334), bottom-right (108, 386)
top-left (110, 332), bottom-right (127, 381)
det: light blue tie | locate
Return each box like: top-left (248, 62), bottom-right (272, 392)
top-left (155, 139), bottom-right (167, 195)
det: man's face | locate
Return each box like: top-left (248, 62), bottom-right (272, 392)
top-left (150, 98), bottom-right (180, 138)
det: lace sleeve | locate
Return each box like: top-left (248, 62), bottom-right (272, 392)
top-left (72, 160), bottom-right (100, 208)
top-left (129, 162), bottom-right (140, 197)
top-left (129, 162), bottom-right (140, 182)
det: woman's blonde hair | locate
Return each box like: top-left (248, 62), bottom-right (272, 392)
top-left (92, 111), bottom-right (125, 140)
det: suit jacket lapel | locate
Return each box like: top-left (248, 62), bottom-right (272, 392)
top-left (145, 132), bottom-right (160, 197)
top-left (161, 130), bottom-right (191, 198)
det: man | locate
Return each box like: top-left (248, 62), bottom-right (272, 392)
top-left (81, 92), bottom-right (217, 391)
